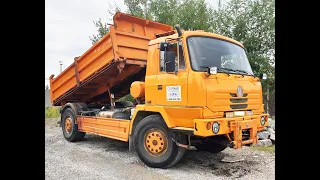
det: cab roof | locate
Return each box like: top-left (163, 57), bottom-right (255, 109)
top-left (149, 30), bottom-right (244, 48)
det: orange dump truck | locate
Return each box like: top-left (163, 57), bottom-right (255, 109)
top-left (50, 12), bottom-right (269, 168)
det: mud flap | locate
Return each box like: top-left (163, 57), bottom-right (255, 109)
top-left (128, 135), bottom-right (134, 151)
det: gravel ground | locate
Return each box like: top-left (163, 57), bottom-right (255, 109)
top-left (45, 118), bottom-right (275, 180)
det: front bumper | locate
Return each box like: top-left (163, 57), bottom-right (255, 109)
top-left (193, 114), bottom-right (269, 149)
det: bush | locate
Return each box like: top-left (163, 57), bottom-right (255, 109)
top-left (116, 94), bottom-right (134, 102)
top-left (45, 107), bottom-right (61, 118)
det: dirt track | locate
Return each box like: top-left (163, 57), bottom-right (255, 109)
top-left (45, 118), bottom-right (275, 180)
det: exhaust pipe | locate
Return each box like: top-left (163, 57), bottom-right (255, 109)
top-left (174, 24), bottom-right (182, 37)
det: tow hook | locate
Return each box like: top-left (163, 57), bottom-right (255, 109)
top-left (172, 133), bottom-right (194, 150)
top-left (175, 141), bottom-right (190, 149)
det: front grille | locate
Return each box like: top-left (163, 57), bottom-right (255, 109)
top-left (230, 98), bottom-right (248, 103)
top-left (230, 93), bottom-right (248, 97)
top-left (212, 91), bottom-right (260, 112)
top-left (230, 104), bottom-right (248, 109)
top-left (230, 93), bottom-right (248, 110)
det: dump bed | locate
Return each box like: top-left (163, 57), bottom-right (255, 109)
top-left (49, 12), bottom-right (173, 106)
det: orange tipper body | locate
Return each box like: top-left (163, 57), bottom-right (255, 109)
top-left (50, 12), bottom-right (269, 169)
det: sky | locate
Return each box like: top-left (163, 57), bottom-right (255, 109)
top-left (45, 0), bottom-right (220, 87)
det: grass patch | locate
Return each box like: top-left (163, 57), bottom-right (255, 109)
top-left (45, 106), bottom-right (61, 118)
top-left (251, 145), bottom-right (275, 153)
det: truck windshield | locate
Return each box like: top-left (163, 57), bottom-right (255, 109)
top-left (187, 36), bottom-right (253, 75)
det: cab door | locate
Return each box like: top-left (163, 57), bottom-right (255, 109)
top-left (155, 41), bottom-right (188, 106)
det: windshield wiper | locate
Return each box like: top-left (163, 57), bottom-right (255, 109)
top-left (199, 66), bottom-right (253, 77)
top-left (216, 67), bottom-right (254, 76)
top-left (217, 67), bottom-right (238, 76)
top-left (217, 67), bottom-right (237, 72)
top-left (232, 69), bottom-right (254, 76)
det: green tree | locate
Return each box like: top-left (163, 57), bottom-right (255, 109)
top-left (124, 0), bottom-right (152, 19)
top-left (89, 19), bottom-right (109, 45)
top-left (175, 0), bottom-right (213, 31)
top-left (148, 0), bottom-right (179, 25)
top-left (89, 0), bottom-right (213, 45)
top-left (89, 3), bottom-right (121, 45)
top-left (148, 0), bottom-right (212, 31)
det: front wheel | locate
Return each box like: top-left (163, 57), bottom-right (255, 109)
top-left (133, 114), bottom-right (185, 168)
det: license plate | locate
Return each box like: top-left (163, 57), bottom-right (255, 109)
top-left (234, 111), bottom-right (245, 116)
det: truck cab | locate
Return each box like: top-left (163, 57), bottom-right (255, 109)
top-left (127, 29), bottom-right (268, 168)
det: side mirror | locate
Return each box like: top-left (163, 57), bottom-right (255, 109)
top-left (259, 73), bottom-right (267, 80)
top-left (165, 51), bottom-right (176, 73)
top-left (159, 42), bottom-right (169, 51)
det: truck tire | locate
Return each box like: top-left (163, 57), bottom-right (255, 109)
top-left (195, 143), bottom-right (227, 154)
top-left (61, 108), bottom-right (86, 142)
top-left (133, 114), bottom-right (182, 168)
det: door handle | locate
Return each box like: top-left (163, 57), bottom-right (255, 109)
top-left (158, 85), bottom-right (162, 90)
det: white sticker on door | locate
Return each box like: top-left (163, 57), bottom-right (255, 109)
top-left (166, 86), bottom-right (181, 101)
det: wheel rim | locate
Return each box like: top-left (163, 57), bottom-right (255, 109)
top-left (65, 117), bottom-right (72, 133)
top-left (144, 128), bottom-right (168, 156)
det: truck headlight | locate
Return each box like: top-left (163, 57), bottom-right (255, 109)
top-left (260, 116), bottom-right (266, 126)
top-left (212, 122), bottom-right (220, 134)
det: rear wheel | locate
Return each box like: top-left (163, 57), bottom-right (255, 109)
top-left (133, 114), bottom-right (185, 168)
top-left (61, 108), bottom-right (86, 142)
